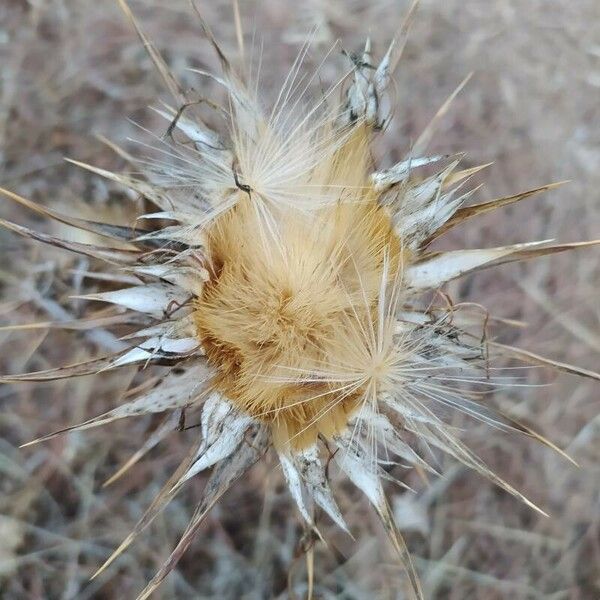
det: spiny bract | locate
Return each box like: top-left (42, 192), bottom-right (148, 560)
top-left (2, 3), bottom-right (599, 599)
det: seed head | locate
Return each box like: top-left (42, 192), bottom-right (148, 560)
top-left (1, 2), bottom-right (598, 599)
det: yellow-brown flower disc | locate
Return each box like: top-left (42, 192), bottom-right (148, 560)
top-left (195, 129), bottom-right (404, 449)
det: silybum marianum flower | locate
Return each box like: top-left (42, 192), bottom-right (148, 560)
top-left (2, 3), bottom-right (599, 599)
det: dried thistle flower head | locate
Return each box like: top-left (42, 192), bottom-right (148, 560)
top-left (1, 2), bottom-right (599, 599)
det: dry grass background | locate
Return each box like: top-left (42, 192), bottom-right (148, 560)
top-left (1, 1), bottom-right (599, 598)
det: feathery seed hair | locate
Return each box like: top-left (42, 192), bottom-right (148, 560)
top-left (1, 2), bottom-right (599, 599)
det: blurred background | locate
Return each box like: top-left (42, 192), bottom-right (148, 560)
top-left (1, 1), bottom-right (599, 598)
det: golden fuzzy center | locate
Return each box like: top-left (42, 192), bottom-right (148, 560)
top-left (194, 128), bottom-right (404, 449)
